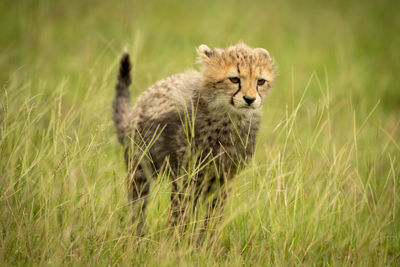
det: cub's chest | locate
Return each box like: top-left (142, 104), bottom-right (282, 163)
top-left (195, 117), bottom-right (250, 155)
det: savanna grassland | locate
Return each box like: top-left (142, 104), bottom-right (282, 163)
top-left (1, 0), bottom-right (399, 265)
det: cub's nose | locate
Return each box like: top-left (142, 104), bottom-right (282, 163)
top-left (243, 96), bottom-right (256, 105)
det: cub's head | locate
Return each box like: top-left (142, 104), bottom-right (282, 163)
top-left (197, 42), bottom-right (276, 114)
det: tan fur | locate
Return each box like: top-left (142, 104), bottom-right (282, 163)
top-left (113, 42), bottom-right (276, 233)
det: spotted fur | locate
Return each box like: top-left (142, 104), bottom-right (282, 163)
top-left (113, 42), bottom-right (276, 233)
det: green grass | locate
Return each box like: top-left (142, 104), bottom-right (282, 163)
top-left (1, 0), bottom-right (400, 265)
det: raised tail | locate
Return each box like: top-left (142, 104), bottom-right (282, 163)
top-left (113, 52), bottom-right (132, 145)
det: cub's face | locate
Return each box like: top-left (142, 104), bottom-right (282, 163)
top-left (198, 43), bottom-right (276, 113)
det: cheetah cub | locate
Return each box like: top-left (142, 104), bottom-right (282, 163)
top-left (113, 42), bottom-right (276, 233)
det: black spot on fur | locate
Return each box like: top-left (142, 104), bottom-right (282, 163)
top-left (204, 50), bottom-right (214, 58)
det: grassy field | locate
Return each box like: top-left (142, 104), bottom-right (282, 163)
top-left (1, 0), bottom-right (400, 265)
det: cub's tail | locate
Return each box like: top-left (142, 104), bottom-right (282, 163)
top-left (113, 52), bottom-right (132, 145)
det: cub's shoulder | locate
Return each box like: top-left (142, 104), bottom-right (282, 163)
top-left (150, 70), bottom-right (201, 94)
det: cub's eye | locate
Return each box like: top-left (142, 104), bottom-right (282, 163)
top-left (229, 77), bottom-right (240, 84)
top-left (257, 79), bottom-right (266, 86)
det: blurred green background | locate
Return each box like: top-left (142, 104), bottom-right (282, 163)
top-left (2, 0), bottom-right (400, 112)
top-left (1, 0), bottom-right (399, 265)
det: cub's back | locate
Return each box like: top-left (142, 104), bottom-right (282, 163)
top-left (128, 71), bottom-right (202, 168)
top-left (131, 71), bottom-right (201, 122)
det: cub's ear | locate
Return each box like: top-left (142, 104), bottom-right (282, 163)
top-left (254, 48), bottom-right (273, 62)
top-left (197, 44), bottom-right (213, 57)
top-left (197, 44), bottom-right (218, 64)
